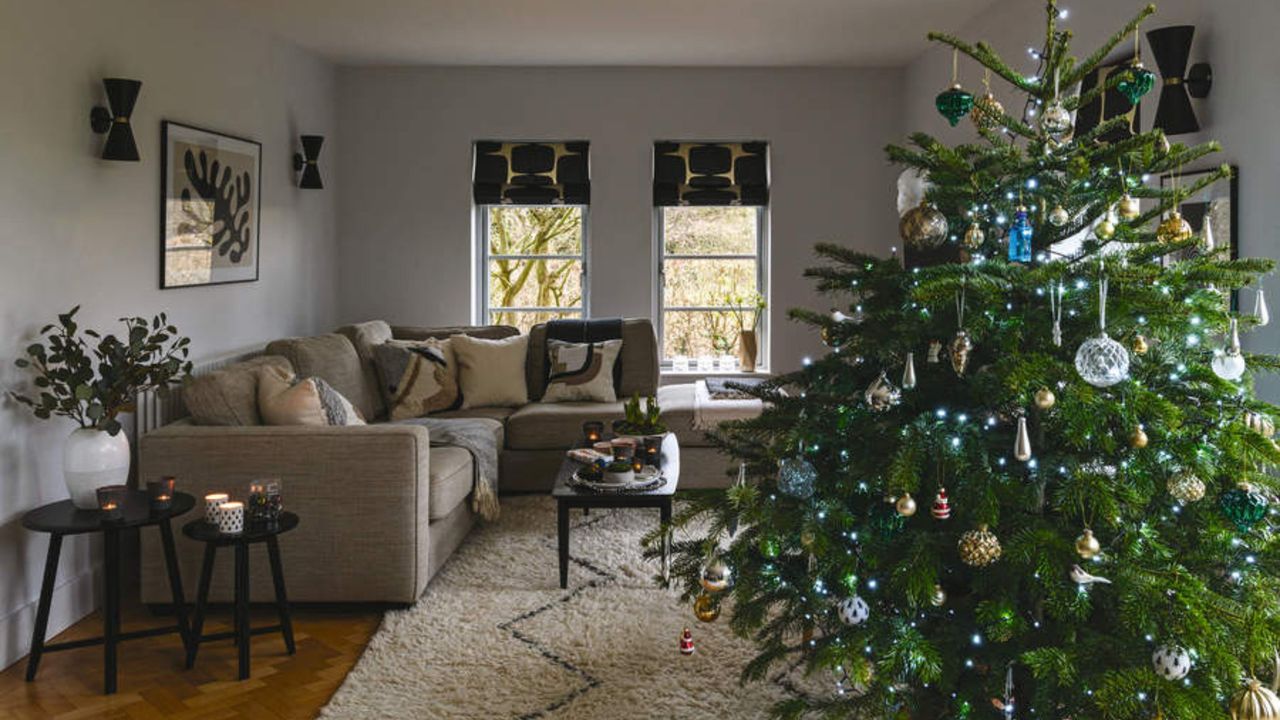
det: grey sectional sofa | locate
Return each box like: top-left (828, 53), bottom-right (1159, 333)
top-left (139, 318), bottom-right (739, 605)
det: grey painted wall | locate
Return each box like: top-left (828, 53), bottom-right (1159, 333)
top-left (903, 0), bottom-right (1280, 397)
top-left (334, 66), bottom-right (906, 373)
top-left (0, 0), bottom-right (338, 669)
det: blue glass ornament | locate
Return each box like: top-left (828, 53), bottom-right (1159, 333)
top-left (777, 455), bottom-right (817, 499)
top-left (1008, 205), bottom-right (1034, 263)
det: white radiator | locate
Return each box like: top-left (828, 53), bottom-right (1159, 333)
top-left (134, 347), bottom-right (262, 437)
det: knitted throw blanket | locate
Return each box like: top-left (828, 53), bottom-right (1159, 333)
top-left (399, 417), bottom-right (501, 520)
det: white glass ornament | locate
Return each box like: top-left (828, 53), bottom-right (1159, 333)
top-left (1212, 318), bottom-right (1247, 381)
top-left (1152, 645), bottom-right (1192, 681)
top-left (1075, 275), bottom-right (1130, 387)
top-left (1202, 215), bottom-right (1215, 252)
top-left (836, 595), bottom-right (870, 626)
top-left (1256, 286), bottom-right (1271, 327)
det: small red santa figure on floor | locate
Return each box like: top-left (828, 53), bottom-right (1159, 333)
top-left (679, 627), bottom-right (695, 655)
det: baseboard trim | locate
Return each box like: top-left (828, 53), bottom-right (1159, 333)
top-left (0, 561), bottom-right (101, 672)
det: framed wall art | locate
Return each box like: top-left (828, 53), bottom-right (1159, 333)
top-left (160, 121), bottom-right (261, 288)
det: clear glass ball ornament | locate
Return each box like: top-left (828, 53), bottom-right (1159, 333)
top-left (1075, 335), bottom-right (1130, 387)
top-left (777, 455), bottom-right (817, 499)
top-left (1039, 101), bottom-right (1073, 140)
top-left (1212, 351), bottom-right (1247, 381)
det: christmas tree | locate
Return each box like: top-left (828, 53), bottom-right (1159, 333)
top-left (649, 3), bottom-right (1280, 718)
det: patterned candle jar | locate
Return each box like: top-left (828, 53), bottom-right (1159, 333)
top-left (217, 501), bottom-right (245, 534)
top-left (205, 492), bottom-right (229, 524)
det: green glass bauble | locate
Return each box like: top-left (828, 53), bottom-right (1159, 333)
top-left (935, 84), bottom-right (975, 127)
top-left (1220, 483), bottom-right (1269, 532)
top-left (1117, 63), bottom-right (1157, 106)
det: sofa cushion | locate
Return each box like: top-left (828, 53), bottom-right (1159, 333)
top-left (265, 334), bottom-right (381, 423)
top-left (433, 406), bottom-right (515, 424)
top-left (425, 446), bottom-right (473, 520)
top-left (527, 318), bottom-right (658, 400)
top-left (182, 355), bottom-right (292, 426)
top-left (257, 365), bottom-right (367, 427)
top-left (543, 339), bottom-right (623, 403)
top-left (373, 339), bottom-right (461, 420)
top-left (451, 334), bottom-right (530, 408)
top-left (336, 320), bottom-right (394, 420)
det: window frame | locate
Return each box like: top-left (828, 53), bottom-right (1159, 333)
top-left (474, 204), bottom-right (591, 328)
top-left (653, 205), bottom-right (770, 373)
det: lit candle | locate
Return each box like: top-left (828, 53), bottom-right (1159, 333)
top-left (217, 501), bottom-right (244, 534)
top-left (582, 421), bottom-right (604, 444)
top-left (205, 493), bottom-right (229, 524)
top-left (97, 485), bottom-right (127, 521)
top-left (148, 477), bottom-right (175, 510)
top-left (611, 438), bottom-right (636, 461)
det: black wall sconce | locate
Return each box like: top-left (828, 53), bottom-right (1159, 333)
top-left (292, 135), bottom-right (324, 189)
top-left (1147, 25), bottom-right (1212, 136)
top-left (89, 78), bottom-right (142, 161)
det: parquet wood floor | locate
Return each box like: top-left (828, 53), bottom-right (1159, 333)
top-left (0, 604), bottom-right (381, 720)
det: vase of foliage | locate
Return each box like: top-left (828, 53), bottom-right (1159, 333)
top-left (11, 307), bottom-right (192, 508)
top-left (726, 291), bottom-right (766, 372)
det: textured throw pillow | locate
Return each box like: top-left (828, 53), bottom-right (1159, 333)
top-left (542, 339), bottom-right (623, 403)
top-left (373, 339), bottom-right (461, 420)
top-left (182, 355), bottom-right (293, 426)
top-left (450, 333), bottom-right (530, 408)
top-left (257, 365), bottom-right (366, 426)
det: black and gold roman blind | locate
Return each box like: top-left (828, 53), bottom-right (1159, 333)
top-left (473, 141), bottom-right (590, 205)
top-left (652, 141), bottom-right (769, 206)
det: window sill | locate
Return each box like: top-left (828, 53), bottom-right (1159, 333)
top-left (659, 369), bottom-right (772, 384)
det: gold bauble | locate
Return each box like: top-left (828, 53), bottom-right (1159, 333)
top-left (800, 529), bottom-right (815, 548)
top-left (700, 559), bottom-right (732, 593)
top-left (958, 524), bottom-right (1002, 567)
top-left (1075, 528), bottom-right (1102, 560)
top-left (1130, 425), bottom-right (1149, 449)
top-left (930, 584), bottom-right (947, 607)
top-left (1157, 210), bottom-right (1194, 244)
top-left (1117, 193), bottom-right (1141, 220)
top-left (898, 202), bottom-right (949, 251)
top-left (972, 92), bottom-right (1005, 131)
top-left (693, 593), bottom-right (720, 623)
top-left (1048, 204), bottom-right (1070, 227)
top-left (1132, 334), bottom-right (1149, 355)
top-left (1230, 678), bottom-right (1280, 720)
top-left (963, 222), bottom-right (985, 249)
top-left (895, 493), bottom-right (918, 517)
top-left (820, 326), bottom-right (833, 346)
top-left (1168, 471), bottom-right (1206, 504)
top-left (1095, 218), bottom-right (1116, 241)
top-left (950, 329), bottom-right (973, 377)
top-left (1034, 387), bottom-right (1056, 410)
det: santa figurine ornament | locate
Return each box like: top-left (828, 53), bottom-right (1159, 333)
top-left (679, 627), bottom-right (696, 655)
top-left (931, 489), bottom-right (952, 520)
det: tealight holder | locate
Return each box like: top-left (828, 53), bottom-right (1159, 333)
top-left (97, 484), bottom-right (128, 522)
top-left (643, 436), bottom-right (662, 467)
top-left (217, 501), bottom-right (245, 534)
top-left (205, 492), bottom-right (229, 525)
top-left (147, 476), bottom-right (175, 511)
top-left (610, 438), bottom-right (636, 462)
top-left (582, 421), bottom-right (604, 444)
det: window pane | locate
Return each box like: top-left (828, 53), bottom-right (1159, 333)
top-left (488, 206), bottom-right (582, 256)
top-left (664, 258), bottom-right (756, 308)
top-left (662, 206), bottom-right (757, 255)
top-left (490, 309), bottom-right (582, 334)
top-left (663, 310), bottom-right (756, 359)
top-left (489, 258), bottom-right (582, 310)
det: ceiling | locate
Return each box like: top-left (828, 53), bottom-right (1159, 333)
top-left (227, 0), bottom-right (1000, 67)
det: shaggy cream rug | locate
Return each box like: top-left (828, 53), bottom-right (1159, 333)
top-left (321, 496), bottom-right (802, 719)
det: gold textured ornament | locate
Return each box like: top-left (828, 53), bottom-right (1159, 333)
top-left (958, 524), bottom-right (1002, 567)
top-left (1230, 678), bottom-right (1280, 720)
top-left (821, 325), bottom-right (833, 346)
top-left (899, 201), bottom-right (949, 251)
top-left (1034, 387), bottom-right (1056, 410)
top-left (972, 92), bottom-right (1005, 131)
top-left (1157, 210), bottom-right (1194, 244)
top-left (895, 493), bottom-right (918, 517)
top-left (1132, 334), bottom-right (1149, 355)
top-left (963, 222), bottom-right (985, 249)
top-left (1074, 529), bottom-right (1101, 559)
top-left (1130, 425), bottom-right (1149, 449)
top-left (950, 330), bottom-right (973, 377)
top-left (1048, 204), bottom-right (1070, 227)
top-left (700, 558), bottom-right (732, 593)
top-left (693, 593), bottom-right (720, 622)
top-left (1168, 471), bottom-right (1206, 504)
top-left (1117, 193), bottom-right (1141, 220)
top-left (930, 584), bottom-right (947, 607)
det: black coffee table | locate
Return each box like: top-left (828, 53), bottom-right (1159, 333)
top-left (183, 512), bottom-right (299, 680)
top-left (22, 490), bottom-right (195, 694)
top-left (551, 433), bottom-right (679, 589)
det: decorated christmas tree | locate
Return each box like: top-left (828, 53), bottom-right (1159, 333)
top-left (649, 3), bottom-right (1280, 718)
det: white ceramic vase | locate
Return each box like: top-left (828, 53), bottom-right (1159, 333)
top-left (63, 427), bottom-right (131, 509)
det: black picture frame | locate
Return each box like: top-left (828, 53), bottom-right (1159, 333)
top-left (160, 121), bottom-right (262, 289)
top-left (1159, 165), bottom-right (1240, 308)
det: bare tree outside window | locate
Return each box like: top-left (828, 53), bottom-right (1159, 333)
top-left (484, 206), bottom-right (585, 332)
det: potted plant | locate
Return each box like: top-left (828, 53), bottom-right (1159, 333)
top-left (726, 290), bottom-right (766, 371)
top-left (613, 392), bottom-right (667, 438)
top-left (11, 307), bottom-right (192, 508)
top-left (602, 459), bottom-right (635, 485)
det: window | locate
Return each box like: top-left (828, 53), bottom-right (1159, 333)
top-left (478, 205), bottom-right (588, 333)
top-left (658, 205), bottom-right (767, 369)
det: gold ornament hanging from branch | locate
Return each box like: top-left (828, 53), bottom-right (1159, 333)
top-left (958, 524), bottom-right (1002, 567)
top-left (971, 70), bottom-right (1005, 131)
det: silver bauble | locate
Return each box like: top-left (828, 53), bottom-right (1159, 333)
top-left (898, 202), bottom-right (948, 251)
top-left (1039, 101), bottom-right (1073, 140)
top-left (1074, 335), bottom-right (1130, 387)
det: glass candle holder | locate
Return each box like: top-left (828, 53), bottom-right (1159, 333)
top-left (147, 477), bottom-right (175, 511)
top-left (643, 436), bottom-right (662, 467)
top-left (631, 455), bottom-right (645, 473)
top-left (248, 479), bottom-right (284, 529)
top-left (205, 492), bottom-right (229, 524)
top-left (610, 438), bottom-right (636, 461)
top-left (217, 501), bottom-right (245, 534)
top-left (582, 421), bottom-right (604, 445)
top-left (97, 485), bottom-right (128, 521)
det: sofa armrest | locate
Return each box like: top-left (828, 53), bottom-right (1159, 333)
top-left (139, 421), bottom-right (432, 604)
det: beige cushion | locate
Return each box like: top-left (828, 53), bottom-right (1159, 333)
top-left (425, 446), bottom-right (473, 520)
top-left (542, 339), bottom-right (623, 403)
top-left (182, 355), bottom-right (292, 426)
top-left (527, 318), bottom-right (659, 400)
top-left (257, 365), bottom-right (366, 426)
top-left (374, 339), bottom-right (461, 420)
top-left (336, 321), bottom-right (394, 420)
top-left (451, 334), bottom-right (530, 409)
top-left (264, 334), bottom-right (381, 423)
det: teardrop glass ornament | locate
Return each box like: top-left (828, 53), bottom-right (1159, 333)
top-left (902, 352), bottom-right (917, 390)
top-left (1256, 287), bottom-right (1270, 327)
top-left (1014, 415), bottom-right (1032, 462)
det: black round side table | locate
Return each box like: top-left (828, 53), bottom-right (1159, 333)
top-left (22, 490), bottom-right (195, 695)
top-left (182, 512), bottom-right (299, 680)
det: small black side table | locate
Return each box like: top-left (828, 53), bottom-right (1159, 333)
top-left (22, 490), bottom-right (195, 695)
top-left (183, 512), bottom-right (298, 680)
